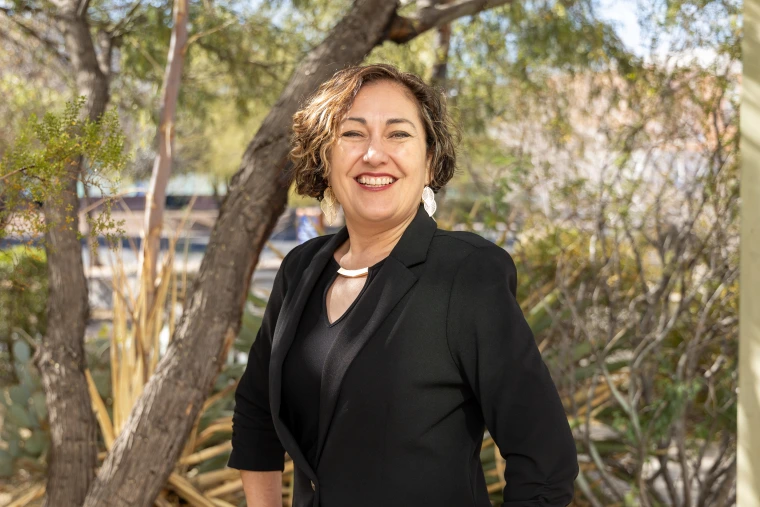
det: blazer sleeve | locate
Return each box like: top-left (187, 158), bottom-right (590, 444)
top-left (228, 250), bottom-right (292, 471)
top-left (446, 245), bottom-right (578, 506)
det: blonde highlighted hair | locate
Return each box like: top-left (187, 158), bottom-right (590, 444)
top-left (289, 63), bottom-right (459, 200)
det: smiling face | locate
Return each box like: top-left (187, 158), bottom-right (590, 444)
top-left (327, 80), bottom-right (431, 227)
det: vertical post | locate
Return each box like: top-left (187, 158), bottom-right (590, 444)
top-left (739, 0), bottom-right (760, 504)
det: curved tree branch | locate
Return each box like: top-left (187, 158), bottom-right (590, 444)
top-left (385, 0), bottom-right (513, 43)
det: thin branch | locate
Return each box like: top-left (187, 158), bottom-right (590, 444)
top-left (575, 469), bottom-right (605, 507)
top-left (185, 19), bottom-right (235, 48)
top-left (0, 9), bottom-right (70, 64)
top-left (0, 165), bottom-right (38, 182)
top-left (109, 0), bottom-right (143, 38)
top-left (128, 38), bottom-right (163, 79)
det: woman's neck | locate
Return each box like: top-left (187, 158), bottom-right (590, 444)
top-left (336, 210), bottom-right (417, 269)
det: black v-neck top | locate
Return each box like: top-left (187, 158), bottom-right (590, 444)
top-left (280, 255), bottom-right (386, 468)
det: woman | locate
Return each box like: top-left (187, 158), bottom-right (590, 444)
top-left (228, 64), bottom-right (578, 507)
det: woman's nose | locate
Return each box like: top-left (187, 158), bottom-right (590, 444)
top-left (362, 139), bottom-right (389, 166)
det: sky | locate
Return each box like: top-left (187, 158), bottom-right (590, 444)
top-left (597, 0), bottom-right (643, 54)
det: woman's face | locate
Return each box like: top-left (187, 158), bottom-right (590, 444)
top-left (327, 80), bottom-right (431, 227)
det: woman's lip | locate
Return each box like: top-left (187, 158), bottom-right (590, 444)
top-left (355, 172), bottom-right (397, 178)
top-left (353, 178), bottom-right (396, 192)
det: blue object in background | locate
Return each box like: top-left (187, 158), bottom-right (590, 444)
top-left (297, 214), bottom-right (319, 245)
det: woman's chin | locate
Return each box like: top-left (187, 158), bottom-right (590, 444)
top-left (347, 206), bottom-right (403, 225)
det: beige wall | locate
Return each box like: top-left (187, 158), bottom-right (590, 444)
top-left (739, 0), bottom-right (760, 504)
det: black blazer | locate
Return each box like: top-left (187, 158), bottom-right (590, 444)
top-left (229, 204), bottom-right (578, 507)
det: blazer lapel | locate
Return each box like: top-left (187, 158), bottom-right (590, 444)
top-left (269, 226), bottom-right (348, 482)
top-left (314, 204), bottom-right (437, 465)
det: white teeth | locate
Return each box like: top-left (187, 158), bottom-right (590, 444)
top-left (357, 176), bottom-right (396, 185)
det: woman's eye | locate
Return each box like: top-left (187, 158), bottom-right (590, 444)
top-left (390, 131), bottom-right (411, 139)
top-left (341, 131), bottom-right (362, 137)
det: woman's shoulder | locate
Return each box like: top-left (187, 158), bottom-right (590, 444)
top-left (430, 229), bottom-right (516, 269)
top-left (432, 231), bottom-right (520, 315)
top-left (432, 228), bottom-right (495, 248)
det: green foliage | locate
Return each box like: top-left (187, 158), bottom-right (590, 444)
top-left (0, 340), bottom-right (49, 478)
top-left (111, 0), bottom-right (339, 184)
top-left (442, 0), bottom-right (637, 134)
top-left (367, 31), bottom-right (436, 81)
top-left (646, 377), bottom-right (702, 441)
top-left (0, 74), bottom-right (67, 158)
top-left (218, 291), bottom-right (268, 400)
top-left (451, 1), bottom-right (741, 497)
top-left (0, 246), bottom-right (47, 386)
top-left (0, 326), bottom-right (117, 478)
top-left (86, 333), bottom-right (113, 416)
top-left (0, 97), bottom-right (128, 251)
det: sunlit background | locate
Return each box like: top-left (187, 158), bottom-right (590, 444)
top-left (0, 0), bottom-right (743, 505)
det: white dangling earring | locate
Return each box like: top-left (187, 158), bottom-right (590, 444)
top-left (421, 185), bottom-right (436, 217)
top-left (321, 186), bottom-right (339, 226)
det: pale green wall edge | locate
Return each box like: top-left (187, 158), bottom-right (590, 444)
top-left (739, 0), bottom-right (760, 504)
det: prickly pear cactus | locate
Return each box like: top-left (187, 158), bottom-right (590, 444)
top-left (0, 246), bottom-right (50, 477)
top-left (0, 339), bottom-right (49, 478)
top-left (0, 247), bottom-right (48, 376)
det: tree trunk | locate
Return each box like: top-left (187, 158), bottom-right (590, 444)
top-left (137, 0), bottom-right (189, 314)
top-left (37, 162), bottom-right (98, 507)
top-left (83, 2), bottom-right (398, 505)
top-left (430, 0), bottom-right (454, 89)
top-left (34, 1), bottom-right (110, 505)
top-left (83, 1), bottom-right (513, 505)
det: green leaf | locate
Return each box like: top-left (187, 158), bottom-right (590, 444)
top-left (0, 450), bottom-right (14, 477)
top-left (8, 384), bottom-right (30, 407)
top-left (7, 403), bottom-right (32, 428)
top-left (30, 392), bottom-right (48, 423)
top-left (12, 340), bottom-right (31, 363)
top-left (6, 437), bottom-right (21, 458)
top-left (23, 431), bottom-right (47, 457)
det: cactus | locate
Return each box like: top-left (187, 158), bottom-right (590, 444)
top-left (0, 340), bottom-right (50, 477)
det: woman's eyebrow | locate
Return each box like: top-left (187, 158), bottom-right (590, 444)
top-left (344, 117), bottom-right (417, 131)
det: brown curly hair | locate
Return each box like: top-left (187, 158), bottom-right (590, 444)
top-left (289, 63), bottom-right (459, 200)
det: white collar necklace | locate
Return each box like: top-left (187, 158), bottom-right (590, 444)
top-left (337, 265), bottom-right (369, 278)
